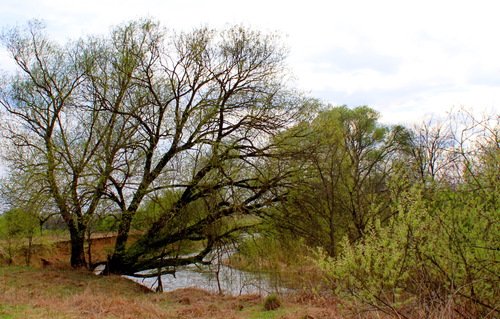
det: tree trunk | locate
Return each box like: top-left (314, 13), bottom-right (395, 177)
top-left (25, 234), bottom-right (33, 266)
top-left (69, 225), bottom-right (87, 268)
top-left (328, 215), bottom-right (336, 257)
top-left (109, 211), bottom-right (134, 273)
top-left (87, 232), bottom-right (93, 267)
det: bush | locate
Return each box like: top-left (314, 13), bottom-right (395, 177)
top-left (318, 185), bottom-right (499, 318)
top-left (263, 294), bottom-right (281, 311)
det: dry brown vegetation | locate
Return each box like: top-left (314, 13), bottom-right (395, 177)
top-left (0, 266), bottom-right (347, 319)
top-left (0, 236), bottom-right (347, 319)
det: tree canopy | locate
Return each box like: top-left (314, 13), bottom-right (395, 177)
top-left (0, 19), bottom-right (307, 273)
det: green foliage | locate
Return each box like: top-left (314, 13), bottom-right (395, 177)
top-left (0, 208), bottom-right (39, 265)
top-left (230, 230), bottom-right (322, 292)
top-left (318, 183), bottom-right (499, 317)
top-left (133, 190), bottom-right (225, 236)
top-left (235, 232), bottom-right (303, 271)
top-left (1, 208), bottom-right (38, 237)
top-left (90, 214), bottom-right (119, 233)
top-left (272, 105), bottom-right (404, 256)
top-left (132, 190), bottom-right (182, 231)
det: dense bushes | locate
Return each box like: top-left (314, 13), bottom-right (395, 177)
top-left (318, 183), bottom-right (499, 318)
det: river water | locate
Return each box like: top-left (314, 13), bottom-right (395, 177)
top-left (118, 249), bottom-right (286, 296)
top-left (125, 263), bottom-right (284, 295)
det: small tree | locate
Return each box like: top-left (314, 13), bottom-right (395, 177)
top-left (0, 208), bottom-right (38, 265)
top-left (0, 170), bottom-right (58, 236)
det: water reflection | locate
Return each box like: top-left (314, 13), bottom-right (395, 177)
top-left (126, 262), bottom-right (284, 296)
top-left (92, 243), bottom-right (287, 295)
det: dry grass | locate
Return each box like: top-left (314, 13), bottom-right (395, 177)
top-left (0, 266), bottom-right (166, 319)
top-left (0, 264), bottom-right (344, 319)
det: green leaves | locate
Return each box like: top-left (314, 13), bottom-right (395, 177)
top-left (318, 181), bottom-right (500, 317)
top-left (0, 208), bottom-right (38, 238)
top-left (272, 105), bottom-right (401, 256)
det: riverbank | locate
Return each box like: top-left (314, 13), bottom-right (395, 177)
top-left (0, 266), bottom-right (342, 319)
top-left (0, 235), bottom-right (348, 318)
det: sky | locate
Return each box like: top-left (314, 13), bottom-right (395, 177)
top-left (0, 0), bottom-right (499, 125)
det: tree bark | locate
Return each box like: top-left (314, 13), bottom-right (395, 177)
top-left (68, 224), bottom-right (87, 268)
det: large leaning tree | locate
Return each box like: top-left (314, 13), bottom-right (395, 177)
top-left (0, 19), bottom-right (307, 273)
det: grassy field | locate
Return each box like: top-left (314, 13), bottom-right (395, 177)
top-left (0, 236), bottom-right (346, 319)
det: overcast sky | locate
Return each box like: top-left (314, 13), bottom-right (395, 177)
top-left (0, 0), bottom-right (499, 125)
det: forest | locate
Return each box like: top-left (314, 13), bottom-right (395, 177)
top-left (0, 19), bottom-right (498, 318)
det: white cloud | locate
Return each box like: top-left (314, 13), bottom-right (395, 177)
top-left (0, 0), bottom-right (499, 124)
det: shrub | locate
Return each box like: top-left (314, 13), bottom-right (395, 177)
top-left (264, 294), bottom-right (281, 311)
top-left (318, 185), bottom-right (499, 318)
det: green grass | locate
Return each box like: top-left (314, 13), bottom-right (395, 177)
top-left (246, 307), bottom-right (291, 319)
top-left (0, 305), bottom-right (26, 319)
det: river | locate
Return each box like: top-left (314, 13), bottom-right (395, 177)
top-left (126, 263), bottom-right (285, 295)
top-left (119, 249), bottom-right (287, 296)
